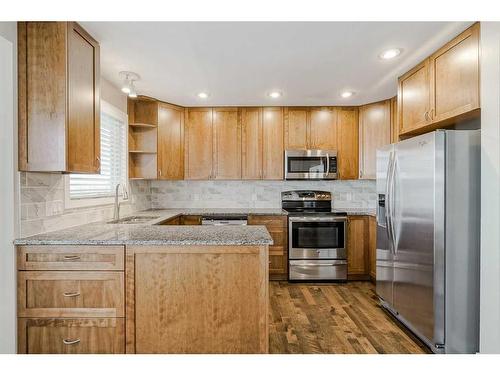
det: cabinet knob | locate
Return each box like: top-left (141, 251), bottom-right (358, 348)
top-left (63, 291), bottom-right (80, 298)
top-left (63, 338), bottom-right (81, 345)
top-left (96, 156), bottom-right (101, 172)
top-left (159, 169), bottom-right (162, 177)
top-left (424, 111), bottom-right (430, 121)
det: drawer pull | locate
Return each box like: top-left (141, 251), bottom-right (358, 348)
top-left (62, 338), bottom-right (81, 345)
top-left (63, 255), bottom-right (81, 261)
top-left (63, 292), bottom-right (81, 297)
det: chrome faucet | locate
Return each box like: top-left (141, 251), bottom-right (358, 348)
top-left (114, 183), bottom-right (129, 221)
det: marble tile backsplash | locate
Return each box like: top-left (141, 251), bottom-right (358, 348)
top-left (20, 172), bottom-right (151, 237)
top-left (150, 180), bottom-right (376, 210)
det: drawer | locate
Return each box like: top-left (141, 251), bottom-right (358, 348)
top-left (18, 318), bottom-right (125, 354)
top-left (289, 260), bottom-right (347, 281)
top-left (17, 245), bottom-right (125, 271)
top-left (248, 215), bottom-right (287, 228)
top-left (18, 271), bottom-right (124, 318)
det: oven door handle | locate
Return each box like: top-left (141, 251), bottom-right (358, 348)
top-left (289, 216), bottom-right (347, 222)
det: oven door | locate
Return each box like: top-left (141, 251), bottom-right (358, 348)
top-left (288, 216), bottom-right (347, 259)
top-left (285, 150), bottom-right (337, 179)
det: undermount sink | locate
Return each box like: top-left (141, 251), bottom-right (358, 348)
top-left (108, 215), bottom-right (160, 224)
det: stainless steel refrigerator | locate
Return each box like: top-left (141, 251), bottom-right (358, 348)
top-left (376, 129), bottom-right (480, 354)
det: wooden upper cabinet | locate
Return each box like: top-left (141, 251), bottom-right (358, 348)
top-left (429, 23), bottom-right (480, 123)
top-left (241, 108), bottom-right (263, 180)
top-left (158, 103), bottom-right (184, 180)
top-left (18, 22), bottom-right (100, 173)
top-left (309, 107), bottom-right (338, 150)
top-left (359, 100), bottom-right (391, 179)
top-left (398, 23), bottom-right (480, 136)
top-left (185, 108), bottom-right (213, 180)
top-left (284, 108), bottom-right (309, 150)
top-left (390, 96), bottom-right (399, 143)
top-left (262, 107), bottom-right (284, 180)
top-left (337, 108), bottom-right (359, 180)
top-left (398, 59), bottom-right (431, 134)
top-left (213, 108), bottom-right (241, 179)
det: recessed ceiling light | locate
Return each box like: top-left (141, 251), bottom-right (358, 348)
top-left (379, 48), bottom-right (402, 60)
top-left (341, 91), bottom-right (354, 98)
top-left (197, 92), bottom-right (209, 99)
top-left (268, 91), bottom-right (283, 99)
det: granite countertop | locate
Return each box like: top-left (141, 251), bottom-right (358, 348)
top-left (14, 209), bottom-right (274, 246)
top-left (14, 207), bottom-right (376, 246)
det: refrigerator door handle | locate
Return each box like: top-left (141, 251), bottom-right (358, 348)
top-left (385, 151), bottom-right (395, 254)
top-left (389, 155), bottom-right (398, 254)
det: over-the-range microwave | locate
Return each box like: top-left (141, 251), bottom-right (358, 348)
top-left (284, 150), bottom-right (338, 180)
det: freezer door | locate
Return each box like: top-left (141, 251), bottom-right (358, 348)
top-left (376, 145), bottom-right (394, 306)
top-left (392, 131), bottom-right (445, 347)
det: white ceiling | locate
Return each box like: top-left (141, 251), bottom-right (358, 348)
top-left (82, 21), bottom-right (473, 106)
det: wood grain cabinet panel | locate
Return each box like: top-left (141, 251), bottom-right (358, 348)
top-left (430, 23), bottom-right (480, 123)
top-left (17, 245), bottom-right (124, 271)
top-left (18, 318), bottom-right (125, 354)
top-left (284, 108), bottom-right (309, 150)
top-left (185, 108), bottom-right (213, 180)
top-left (337, 107), bottom-right (359, 180)
top-left (18, 271), bottom-right (124, 318)
top-left (241, 108), bottom-right (263, 179)
top-left (390, 96), bottom-right (399, 143)
top-left (398, 59), bottom-right (431, 134)
top-left (359, 100), bottom-right (391, 179)
top-left (309, 107), bottom-right (338, 150)
top-left (126, 245), bottom-right (269, 353)
top-left (262, 107), bottom-right (284, 180)
top-left (213, 108), bottom-right (241, 179)
top-left (347, 216), bottom-right (369, 280)
top-left (368, 216), bottom-right (377, 281)
top-left (158, 103), bottom-right (184, 180)
top-left (18, 22), bottom-right (100, 173)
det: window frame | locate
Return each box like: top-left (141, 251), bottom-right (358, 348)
top-left (64, 100), bottom-right (129, 209)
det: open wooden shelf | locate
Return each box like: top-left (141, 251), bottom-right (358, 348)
top-left (129, 123), bottom-right (157, 128)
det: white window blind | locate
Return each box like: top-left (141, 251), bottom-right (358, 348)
top-left (69, 102), bottom-right (127, 200)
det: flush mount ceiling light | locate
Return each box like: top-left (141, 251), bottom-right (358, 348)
top-left (268, 91), bottom-right (283, 99)
top-left (379, 48), bottom-right (402, 60)
top-left (341, 91), bottom-right (355, 98)
top-left (197, 92), bottom-right (210, 99)
top-left (119, 71), bottom-right (140, 98)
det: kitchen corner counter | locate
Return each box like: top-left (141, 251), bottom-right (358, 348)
top-left (14, 209), bottom-right (273, 246)
top-left (335, 208), bottom-right (376, 217)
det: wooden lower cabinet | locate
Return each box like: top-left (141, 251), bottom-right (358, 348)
top-left (18, 318), bottom-right (125, 354)
top-left (248, 215), bottom-right (288, 280)
top-left (125, 245), bottom-right (269, 353)
top-left (368, 216), bottom-right (377, 281)
top-left (347, 216), bottom-right (370, 280)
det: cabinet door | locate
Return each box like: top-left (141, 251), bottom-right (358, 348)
top-left (337, 108), bottom-right (359, 180)
top-left (67, 22), bottom-right (100, 173)
top-left (359, 100), bottom-right (391, 179)
top-left (262, 107), bottom-right (284, 180)
top-left (347, 216), bottom-right (369, 279)
top-left (158, 104), bottom-right (184, 180)
top-left (185, 108), bottom-right (213, 180)
top-left (390, 96), bottom-right (399, 143)
top-left (284, 108), bottom-right (309, 150)
top-left (398, 59), bottom-right (431, 134)
top-left (241, 108), bottom-right (263, 179)
top-left (430, 23), bottom-right (480, 123)
top-left (213, 108), bottom-right (241, 179)
top-left (368, 216), bottom-right (377, 280)
top-left (309, 107), bottom-right (338, 150)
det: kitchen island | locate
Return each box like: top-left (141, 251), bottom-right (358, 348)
top-left (15, 211), bottom-right (272, 354)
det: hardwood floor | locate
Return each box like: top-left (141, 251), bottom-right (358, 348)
top-left (269, 281), bottom-right (430, 354)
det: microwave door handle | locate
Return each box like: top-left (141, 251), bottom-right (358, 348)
top-left (326, 153), bottom-right (330, 177)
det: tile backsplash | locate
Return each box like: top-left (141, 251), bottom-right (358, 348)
top-left (150, 180), bottom-right (376, 210)
top-left (19, 174), bottom-right (376, 237)
top-left (20, 172), bottom-right (151, 237)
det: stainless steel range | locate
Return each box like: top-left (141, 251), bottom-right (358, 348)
top-left (282, 190), bottom-right (347, 281)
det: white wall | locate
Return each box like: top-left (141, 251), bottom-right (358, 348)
top-left (479, 22), bottom-right (500, 353)
top-left (0, 22), bottom-right (18, 354)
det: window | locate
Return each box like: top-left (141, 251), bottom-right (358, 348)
top-left (65, 101), bottom-right (128, 208)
